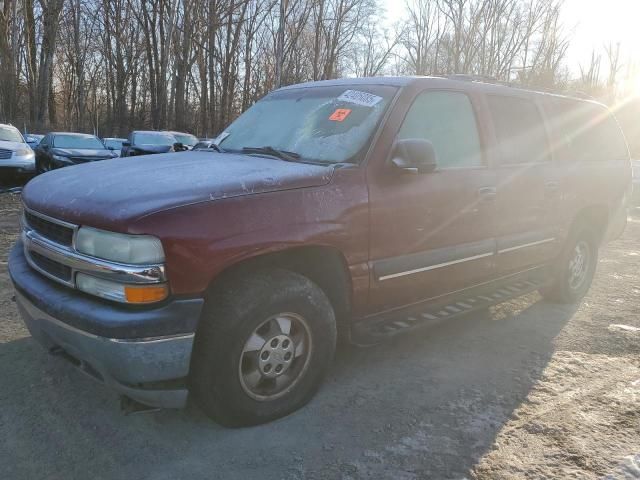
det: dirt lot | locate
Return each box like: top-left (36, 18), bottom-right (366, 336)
top-left (1, 192), bottom-right (639, 480)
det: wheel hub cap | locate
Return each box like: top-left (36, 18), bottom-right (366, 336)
top-left (568, 241), bottom-right (589, 290)
top-left (238, 313), bottom-right (312, 401)
top-left (258, 334), bottom-right (295, 377)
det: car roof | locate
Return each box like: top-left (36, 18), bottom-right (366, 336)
top-left (133, 130), bottom-right (175, 135)
top-left (50, 132), bottom-right (99, 137)
top-left (103, 137), bottom-right (126, 141)
top-left (0, 123), bottom-right (19, 130)
top-left (277, 75), bottom-right (603, 106)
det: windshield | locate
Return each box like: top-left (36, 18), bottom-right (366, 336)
top-left (104, 139), bottom-right (125, 149)
top-left (218, 85), bottom-right (397, 163)
top-left (54, 134), bottom-right (105, 149)
top-left (173, 133), bottom-right (198, 146)
top-left (0, 126), bottom-right (24, 143)
top-left (134, 132), bottom-right (176, 146)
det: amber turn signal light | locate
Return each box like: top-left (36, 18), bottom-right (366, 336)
top-left (124, 284), bottom-right (169, 304)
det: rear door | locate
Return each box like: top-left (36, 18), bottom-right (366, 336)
top-left (367, 89), bottom-right (498, 313)
top-left (486, 94), bottom-right (561, 275)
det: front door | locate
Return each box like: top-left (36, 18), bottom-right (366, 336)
top-left (367, 90), bottom-right (498, 313)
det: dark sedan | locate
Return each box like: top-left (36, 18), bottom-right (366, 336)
top-left (121, 131), bottom-right (183, 157)
top-left (24, 134), bottom-right (44, 149)
top-left (35, 133), bottom-right (118, 173)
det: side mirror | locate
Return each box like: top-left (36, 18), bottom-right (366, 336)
top-left (173, 142), bottom-right (185, 151)
top-left (389, 138), bottom-right (437, 174)
top-left (122, 141), bottom-right (131, 147)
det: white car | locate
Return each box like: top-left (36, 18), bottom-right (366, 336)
top-left (0, 124), bottom-right (35, 178)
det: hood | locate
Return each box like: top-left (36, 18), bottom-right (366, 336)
top-left (0, 140), bottom-right (28, 151)
top-left (132, 144), bottom-right (174, 154)
top-left (22, 151), bottom-right (335, 229)
top-left (51, 147), bottom-right (114, 158)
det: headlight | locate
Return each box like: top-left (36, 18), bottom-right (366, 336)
top-left (52, 154), bottom-right (71, 162)
top-left (76, 273), bottom-right (168, 304)
top-left (75, 227), bottom-right (165, 264)
top-left (15, 148), bottom-right (33, 157)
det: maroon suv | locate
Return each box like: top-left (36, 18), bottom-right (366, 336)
top-left (9, 77), bottom-right (632, 426)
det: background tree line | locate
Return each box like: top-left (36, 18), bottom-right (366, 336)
top-left (0, 0), bottom-right (627, 138)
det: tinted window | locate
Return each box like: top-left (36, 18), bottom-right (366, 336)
top-left (53, 134), bottom-right (105, 149)
top-left (548, 100), bottom-right (629, 162)
top-left (398, 91), bottom-right (482, 168)
top-left (487, 95), bottom-right (549, 164)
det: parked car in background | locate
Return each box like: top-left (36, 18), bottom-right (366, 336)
top-left (167, 131), bottom-right (199, 150)
top-left (121, 131), bottom-right (181, 157)
top-left (102, 137), bottom-right (127, 157)
top-left (0, 124), bottom-right (35, 179)
top-left (24, 134), bottom-right (44, 149)
top-left (35, 132), bottom-right (118, 173)
top-left (192, 139), bottom-right (219, 151)
top-left (632, 159), bottom-right (640, 206)
top-left (9, 77), bottom-right (631, 427)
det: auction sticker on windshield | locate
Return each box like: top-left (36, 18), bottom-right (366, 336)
top-left (329, 108), bottom-right (352, 122)
top-left (337, 90), bottom-right (383, 107)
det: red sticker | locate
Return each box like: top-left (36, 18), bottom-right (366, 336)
top-left (329, 108), bottom-right (352, 122)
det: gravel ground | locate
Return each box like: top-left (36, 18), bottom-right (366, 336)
top-left (1, 191), bottom-right (639, 480)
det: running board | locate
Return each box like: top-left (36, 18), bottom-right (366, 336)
top-left (350, 274), bottom-right (548, 346)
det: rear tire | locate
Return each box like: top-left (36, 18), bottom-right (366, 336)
top-left (190, 269), bottom-right (336, 427)
top-left (539, 226), bottom-right (599, 304)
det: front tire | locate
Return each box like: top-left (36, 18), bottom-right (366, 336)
top-left (190, 269), bottom-right (336, 427)
top-left (539, 226), bottom-right (599, 304)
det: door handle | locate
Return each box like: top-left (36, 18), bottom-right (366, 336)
top-left (478, 186), bottom-right (497, 201)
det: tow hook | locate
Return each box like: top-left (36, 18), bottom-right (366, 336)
top-left (120, 395), bottom-right (161, 415)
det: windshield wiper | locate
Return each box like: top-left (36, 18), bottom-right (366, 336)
top-left (241, 146), bottom-right (301, 162)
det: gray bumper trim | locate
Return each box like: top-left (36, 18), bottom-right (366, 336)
top-left (15, 290), bottom-right (192, 408)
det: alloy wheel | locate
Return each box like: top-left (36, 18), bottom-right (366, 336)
top-left (238, 312), bottom-right (312, 401)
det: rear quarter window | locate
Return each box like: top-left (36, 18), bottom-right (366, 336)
top-left (545, 98), bottom-right (629, 162)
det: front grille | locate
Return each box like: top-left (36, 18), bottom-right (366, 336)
top-left (29, 250), bottom-right (72, 282)
top-left (25, 211), bottom-right (74, 246)
top-left (0, 148), bottom-right (12, 159)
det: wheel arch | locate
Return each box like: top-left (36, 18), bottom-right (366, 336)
top-left (570, 204), bottom-right (609, 245)
top-left (204, 245), bottom-right (353, 335)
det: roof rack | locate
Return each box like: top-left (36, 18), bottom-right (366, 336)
top-left (444, 74), bottom-right (512, 87)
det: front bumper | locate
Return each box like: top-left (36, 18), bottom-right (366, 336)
top-left (9, 243), bottom-right (204, 408)
top-left (0, 155), bottom-right (36, 173)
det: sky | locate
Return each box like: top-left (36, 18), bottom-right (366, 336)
top-left (381, 0), bottom-right (640, 83)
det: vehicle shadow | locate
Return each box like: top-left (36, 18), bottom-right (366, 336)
top-left (0, 294), bottom-right (576, 480)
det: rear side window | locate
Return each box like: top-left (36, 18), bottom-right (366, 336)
top-left (398, 91), bottom-right (482, 168)
top-left (545, 99), bottom-right (629, 162)
top-left (487, 95), bottom-right (549, 165)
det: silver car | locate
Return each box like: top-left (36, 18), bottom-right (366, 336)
top-left (0, 124), bottom-right (35, 177)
